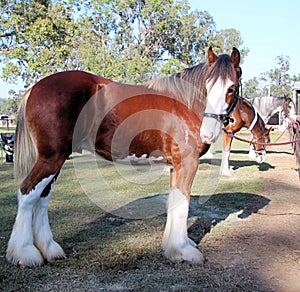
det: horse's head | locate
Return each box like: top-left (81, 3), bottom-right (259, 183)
top-left (200, 47), bottom-right (241, 144)
top-left (248, 117), bottom-right (272, 164)
top-left (282, 95), bottom-right (297, 122)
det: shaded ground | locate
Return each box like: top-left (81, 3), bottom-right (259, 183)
top-left (200, 139), bottom-right (300, 291)
top-left (1, 132), bottom-right (299, 291)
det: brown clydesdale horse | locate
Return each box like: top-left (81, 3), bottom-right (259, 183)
top-left (7, 47), bottom-right (241, 266)
top-left (220, 97), bottom-right (271, 176)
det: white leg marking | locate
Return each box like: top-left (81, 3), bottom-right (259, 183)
top-left (162, 189), bottom-right (204, 264)
top-left (33, 180), bottom-right (65, 262)
top-left (248, 134), bottom-right (256, 159)
top-left (6, 175), bottom-right (55, 266)
top-left (220, 150), bottom-right (235, 176)
top-left (248, 145), bottom-right (256, 159)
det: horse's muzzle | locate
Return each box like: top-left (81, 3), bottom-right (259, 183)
top-left (256, 150), bottom-right (266, 164)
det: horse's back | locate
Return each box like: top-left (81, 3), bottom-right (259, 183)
top-left (28, 71), bottom-right (108, 106)
top-left (24, 71), bottom-right (110, 153)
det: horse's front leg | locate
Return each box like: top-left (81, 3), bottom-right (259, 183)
top-left (220, 133), bottom-right (235, 176)
top-left (162, 155), bottom-right (204, 264)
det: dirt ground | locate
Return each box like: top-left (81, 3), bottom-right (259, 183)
top-left (1, 131), bottom-right (299, 291)
top-left (200, 141), bottom-right (300, 291)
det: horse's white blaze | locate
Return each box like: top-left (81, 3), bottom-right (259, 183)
top-left (6, 174), bottom-right (63, 266)
top-left (162, 189), bottom-right (204, 264)
top-left (200, 78), bottom-right (234, 144)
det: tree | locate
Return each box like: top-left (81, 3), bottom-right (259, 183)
top-left (0, 0), bottom-right (249, 88)
top-left (0, 90), bottom-right (20, 114)
top-left (243, 77), bottom-right (261, 98)
top-left (70, 0), bottom-right (218, 81)
top-left (243, 55), bottom-right (295, 98)
top-left (208, 28), bottom-right (249, 61)
top-left (259, 55), bottom-right (292, 97)
top-left (0, 0), bottom-right (78, 86)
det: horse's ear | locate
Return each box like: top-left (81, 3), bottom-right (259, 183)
top-left (231, 47), bottom-right (240, 68)
top-left (208, 46), bottom-right (218, 66)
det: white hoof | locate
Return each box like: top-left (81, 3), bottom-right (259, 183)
top-left (221, 168), bottom-right (236, 176)
top-left (188, 237), bottom-right (198, 247)
top-left (6, 243), bottom-right (44, 267)
top-left (43, 240), bottom-right (66, 262)
top-left (165, 243), bottom-right (205, 264)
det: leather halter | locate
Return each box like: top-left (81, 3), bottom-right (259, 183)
top-left (203, 92), bottom-right (238, 127)
top-left (203, 69), bottom-right (242, 127)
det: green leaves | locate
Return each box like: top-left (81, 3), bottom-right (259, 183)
top-left (244, 55), bottom-right (293, 97)
top-left (0, 0), bottom-right (247, 94)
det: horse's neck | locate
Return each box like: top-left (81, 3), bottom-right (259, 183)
top-left (191, 98), bottom-right (205, 116)
top-left (239, 99), bottom-right (256, 129)
top-left (251, 117), bottom-right (265, 140)
top-left (253, 97), bottom-right (283, 123)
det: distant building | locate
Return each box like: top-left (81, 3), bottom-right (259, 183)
top-left (0, 115), bottom-right (14, 127)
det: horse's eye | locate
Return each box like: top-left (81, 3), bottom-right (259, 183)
top-left (227, 88), bottom-right (234, 94)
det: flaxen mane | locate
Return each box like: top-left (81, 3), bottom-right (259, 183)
top-left (145, 54), bottom-right (237, 108)
top-left (144, 62), bottom-right (208, 108)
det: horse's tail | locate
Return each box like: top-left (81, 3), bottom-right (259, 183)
top-left (14, 88), bottom-right (37, 180)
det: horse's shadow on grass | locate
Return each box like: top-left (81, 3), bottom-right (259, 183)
top-left (231, 160), bottom-right (274, 172)
top-left (187, 192), bottom-right (270, 244)
top-left (201, 157), bottom-right (275, 172)
top-left (59, 192), bottom-right (270, 259)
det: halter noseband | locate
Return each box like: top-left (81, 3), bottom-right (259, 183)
top-left (203, 92), bottom-right (238, 127)
top-left (203, 68), bottom-right (242, 127)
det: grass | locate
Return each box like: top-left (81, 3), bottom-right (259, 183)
top-left (0, 129), bottom-right (276, 291)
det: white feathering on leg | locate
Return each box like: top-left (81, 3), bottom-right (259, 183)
top-left (6, 175), bottom-right (56, 267)
top-left (163, 189), bottom-right (204, 264)
top-left (33, 180), bottom-right (65, 262)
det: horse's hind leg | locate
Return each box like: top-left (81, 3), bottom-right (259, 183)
top-left (32, 172), bottom-right (65, 263)
top-left (7, 157), bottom-right (66, 266)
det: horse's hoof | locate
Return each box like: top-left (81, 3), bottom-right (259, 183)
top-left (6, 244), bottom-right (44, 267)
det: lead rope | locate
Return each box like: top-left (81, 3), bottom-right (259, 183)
top-left (222, 128), bottom-right (300, 146)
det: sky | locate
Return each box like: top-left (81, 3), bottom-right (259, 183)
top-left (190, 0), bottom-right (300, 81)
top-left (1, 0), bottom-right (300, 98)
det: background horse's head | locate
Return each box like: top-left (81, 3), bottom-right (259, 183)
top-left (200, 47), bottom-right (241, 144)
top-left (282, 95), bottom-right (297, 122)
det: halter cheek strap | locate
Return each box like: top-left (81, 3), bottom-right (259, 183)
top-left (248, 107), bottom-right (258, 131)
top-left (203, 93), bottom-right (238, 126)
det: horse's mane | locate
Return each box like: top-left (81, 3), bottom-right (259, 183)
top-left (144, 54), bottom-right (236, 108)
top-left (144, 63), bottom-right (208, 108)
